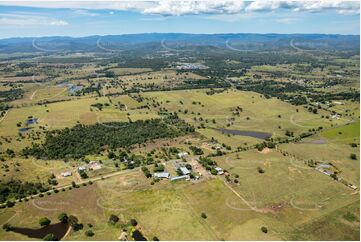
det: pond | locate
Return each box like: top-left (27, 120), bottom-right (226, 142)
top-left (19, 127), bottom-right (33, 133)
top-left (57, 83), bottom-right (82, 95)
top-left (11, 222), bottom-right (69, 240)
top-left (68, 85), bottom-right (82, 95)
top-left (132, 229), bottom-right (147, 241)
top-left (217, 128), bottom-right (272, 139)
top-left (26, 118), bottom-right (38, 125)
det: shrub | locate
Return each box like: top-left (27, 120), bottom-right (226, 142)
top-left (39, 217), bottom-right (51, 227)
top-left (343, 212), bottom-right (358, 222)
top-left (58, 213), bottom-right (68, 223)
top-left (85, 230), bottom-right (94, 237)
top-left (108, 214), bottom-right (119, 225)
top-left (350, 153), bottom-right (357, 160)
top-left (130, 219), bottom-right (138, 227)
top-left (261, 226), bottom-right (268, 233)
top-left (6, 201), bottom-right (15, 208)
top-left (72, 223), bottom-right (83, 231)
top-left (2, 223), bottom-right (12, 232)
top-left (257, 167), bottom-right (265, 174)
top-left (201, 212), bottom-right (207, 219)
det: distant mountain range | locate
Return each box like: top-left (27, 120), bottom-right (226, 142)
top-left (0, 33), bottom-right (359, 53)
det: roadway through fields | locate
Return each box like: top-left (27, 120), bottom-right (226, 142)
top-left (0, 110), bottom-right (9, 123)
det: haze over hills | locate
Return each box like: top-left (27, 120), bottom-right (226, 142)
top-left (0, 33), bottom-right (359, 53)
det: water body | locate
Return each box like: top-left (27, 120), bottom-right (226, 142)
top-left (57, 83), bottom-right (82, 95)
top-left (68, 85), bottom-right (82, 95)
top-left (11, 223), bottom-right (69, 240)
top-left (26, 118), bottom-right (38, 125)
top-left (19, 127), bottom-right (33, 133)
top-left (217, 128), bottom-right (272, 139)
top-left (132, 230), bottom-right (147, 241)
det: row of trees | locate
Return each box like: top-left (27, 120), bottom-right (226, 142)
top-left (0, 180), bottom-right (49, 204)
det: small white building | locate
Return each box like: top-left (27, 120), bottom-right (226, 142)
top-left (171, 175), bottom-right (190, 181)
top-left (77, 166), bottom-right (86, 171)
top-left (154, 172), bottom-right (170, 179)
top-left (178, 152), bottom-right (188, 158)
top-left (317, 163), bottom-right (332, 169)
top-left (331, 114), bottom-right (341, 119)
top-left (215, 167), bottom-right (224, 175)
top-left (61, 171), bottom-right (72, 177)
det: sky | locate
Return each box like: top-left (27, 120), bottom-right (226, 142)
top-left (0, 0), bottom-right (359, 39)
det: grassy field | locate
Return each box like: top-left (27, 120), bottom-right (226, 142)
top-left (0, 168), bottom-right (358, 240)
top-left (143, 89), bottom-right (348, 148)
top-left (0, 95), bottom-right (159, 152)
top-left (0, 75), bottom-right (359, 241)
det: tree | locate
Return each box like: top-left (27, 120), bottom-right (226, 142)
top-left (78, 170), bottom-right (88, 179)
top-left (350, 143), bottom-right (358, 148)
top-left (130, 219), bottom-right (138, 227)
top-left (257, 167), bottom-right (265, 174)
top-left (58, 212), bottom-right (68, 223)
top-left (6, 201), bottom-right (15, 208)
top-left (2, 223), bottom-right (12, 232)
top-left (85, 230), bottom-right (94, 237)
top-left (68, 215), bottom-right (79, 227)
top-left (330, 173), bottom-right (338, 180)
top-left (350, 153), bottom-right (357, 160)
top-left (201, 212), bottom-right (207, 219)
top-left (261, 226), bottom-right (268, 233)
top-left (43, 233), bottom-right (55, 241)
top-left (39, 217), bottom-right (51, 227)
top-left (108, 214), bottom-right (119, 225)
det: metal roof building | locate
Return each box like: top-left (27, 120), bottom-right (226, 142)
top-left (179, 167), bottom-right (190, 175)
top-left (154, 172), bottom-right (170, 179)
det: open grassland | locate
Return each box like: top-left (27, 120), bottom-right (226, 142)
top-left (108, 67), bottom-right (153, 75)
top-left (288, 200), bottom-right (360, 241)
top-left (0, 95), bottom-right (159, 152)
top-left (321, 122), bottom-right (359, 144)
top-left (0, 168), bottom-right (358, 241)
top-left (143, 89), bottom-right (348, 148)
top-left (213, 149), bottom-right (358, 208)
top-left (0, 54), bottom-right (359, 242)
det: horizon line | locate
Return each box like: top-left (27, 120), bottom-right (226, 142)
top-left (1, 32), bottom-right (359, 41)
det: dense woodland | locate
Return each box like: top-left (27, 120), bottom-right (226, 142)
top-left (0, 180), bottom-right (49, 204)
top-left (22, 115), bottom-right (194, 159)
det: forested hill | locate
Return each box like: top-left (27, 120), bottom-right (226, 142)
top-left (0, 33), bottom-right (359, 53)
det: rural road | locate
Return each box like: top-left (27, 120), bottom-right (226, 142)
top-left (29, 90), bottom-right (38, 100)
top-left (0, 110), bottom-right (9, 123)
top-left (3, 156), bottom-right (199, 206)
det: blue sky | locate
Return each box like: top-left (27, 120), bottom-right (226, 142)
top-left (0, 1), bottom-right (359, 38)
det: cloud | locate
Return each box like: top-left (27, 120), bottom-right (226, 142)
top-left (0, 0), bottom-right (359, 16)
top-left (0, 13), bottom-right (68, 26)
top-left (72, 9), bottom-right (99, 17)
top-left (0, 0), bottom-right (154, 11)
top-left (142, 1), bottom-right (246, 16)
top-left (245, 0), bottom-right (360, 14)
top-left (50, 20), bottom-right (68, 26)
top-left (204, 12), bottom-right (254, 22)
